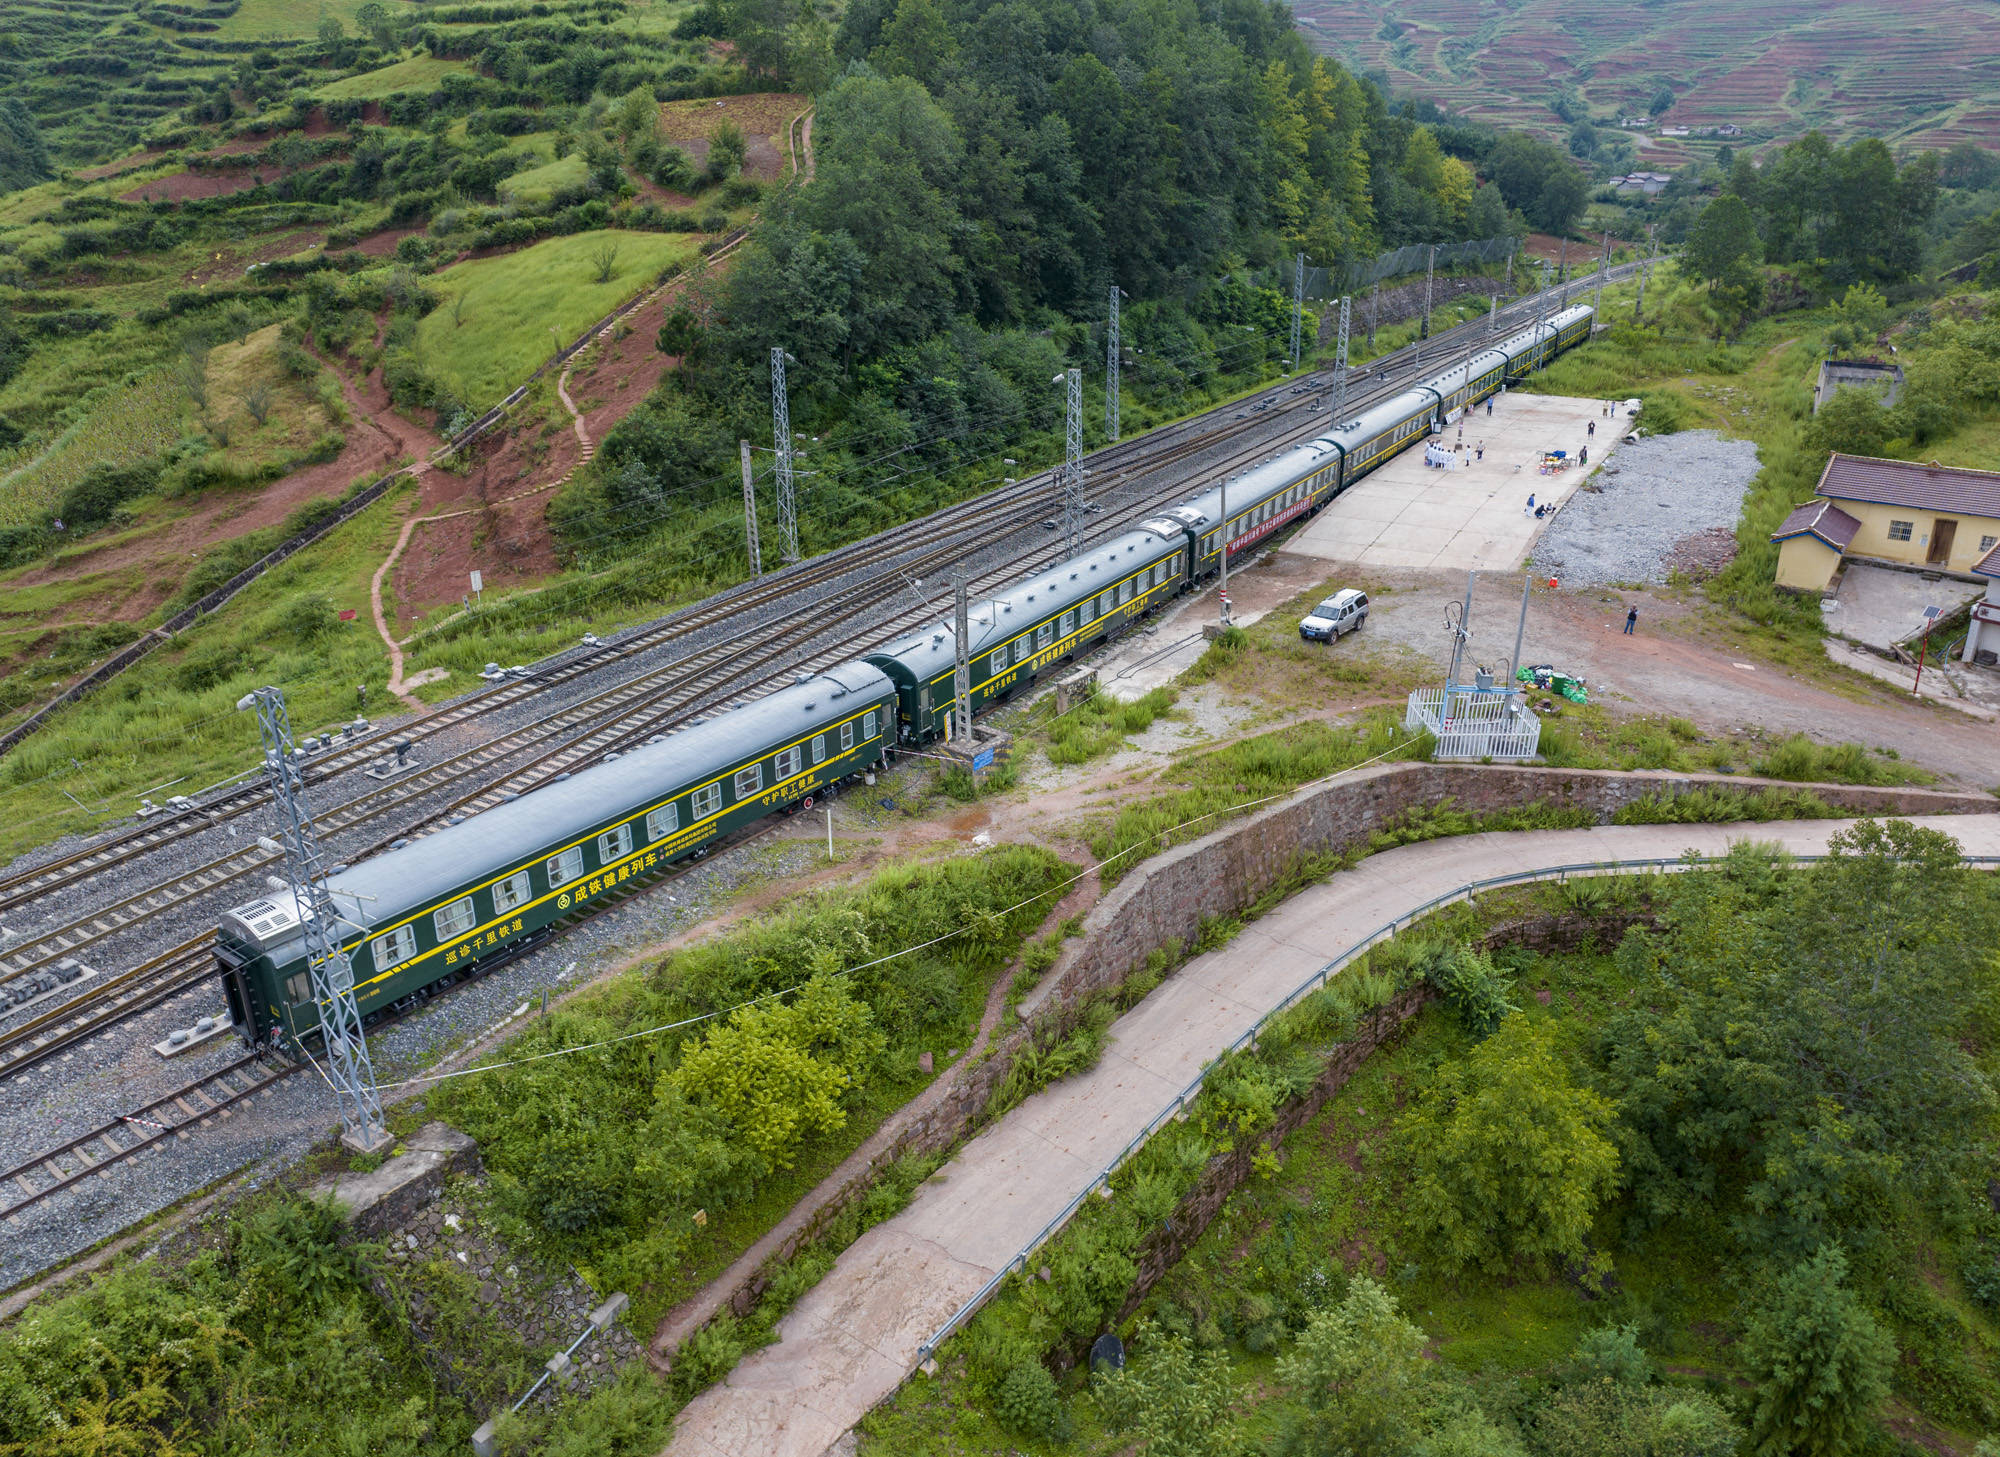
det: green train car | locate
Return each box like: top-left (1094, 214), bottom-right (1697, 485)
top-left (220, 663), bottom-right (895, 1047)
top-left (864, 524), bottom-right (1186, 742)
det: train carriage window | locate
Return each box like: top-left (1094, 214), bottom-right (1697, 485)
top-left (1036, 621), bottom-right (1054, 650)
top-left (864, 709), bottom-right (879, 738)
top-left (493, 870), bottom-right (531, 914)
top-left (991, 648), bottom-right (1009, 674)
top-left (598, 823), bottom-right (632, 862)
top-left (1082, 599), bottom-right (1096, 624)
top-left (435, 896), bottom-right (476, 942)
top-left (692, 783), bottom-right (722, 819)
top-left (1099, 590), bottom-right (1113, 614)
top-left (1014, 637), bottom-right (1030, 664)
top-left (810, 734), bottom-right (826, 765)
top-left (286, 972), bottom-right (311, 1004)
top-left (369, 923), bottom-right (417, 972)
top-left (733, 764), bottom-right (763, 799)
top-left (546, 845), bottom-right (584, 889)
top-left (1060, 609), bottom-right (1075, 636)
top-left (840, 722), bottom-right (854, 751)
top-left (646, 802), bottom-right (679, 840)
top-left (775, 745), bottom-right (802, 779)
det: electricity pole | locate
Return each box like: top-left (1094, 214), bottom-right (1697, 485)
top-left (1056, 367), bottom-right (1083, 558)
top-left (1592, 230), bottom-right (1609, 322)
top-left (1556, 236), bottom-right (1569, 306)
top-left (1636, 224), bottom-right (1657, 320)
top-left (952, 568), bottom-right (973, 743)
top-left (1368, 277), bottom-right (1380, 348)
top-left (1330, 295), bottom-right (1351, 428)
top-left (770, 347), bottom-right (799, 564)
top-left (1415, 244), bottom-right (1436, 370)
top-left (739, 439), bottom-right (761, 579)
top-left (241, 686), bottom-right (387, 1153)
top-left (1106, 285), bottom-right (1124, 443)
top-left (1289, 251), bottom-right (1305, 371)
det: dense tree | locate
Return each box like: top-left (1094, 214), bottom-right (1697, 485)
top-left (669, 975), bottom-right (886, 1169)
top-left (1742, 1246), bottom-right (1896, 1457)
top-left (1400, 1015), bottom-right (1621, 1277)
top-left (1482, 131), bottom-right (1586, 234)
top-left (1274, 1277), bottom-right (1430, 1457)
top-left (1601, 821), bottom-right (2000, 1255)
top-left (1096, 1322), bottom-right (1249, 1457)
top-left (1683, 192), bottom-right (1761, 291)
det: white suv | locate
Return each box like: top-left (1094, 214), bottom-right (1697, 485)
top-left (1299, 589), bottom-right (1369, 643)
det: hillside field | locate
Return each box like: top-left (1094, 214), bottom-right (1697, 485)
top-left (1295, 0), bottom-right (2000, 157)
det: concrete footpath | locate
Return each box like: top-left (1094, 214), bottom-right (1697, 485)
top-left (662, 814), bottom-right (2000, 1457)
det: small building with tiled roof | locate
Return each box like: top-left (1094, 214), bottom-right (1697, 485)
top-left (1771, 500), bottom-right (1863, 591)
top-left (1966, 540), bottom-right (2000, 665)
top-left (1771, 453), bottom-right (2000, 594)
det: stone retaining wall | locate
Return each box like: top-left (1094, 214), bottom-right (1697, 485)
top-left (1032, 763), bottom-right (1992, 1023)
top-left (321, 1124), bottom-right (641, 1408)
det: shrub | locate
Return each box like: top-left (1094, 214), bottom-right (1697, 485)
top-left (997, 1359), bottom-right (1063, 1440)
top-left (1411, 942), bottom-right (1516, 1038)
top-left (1532, 1382), bottom-right (1741, 1457)
top-left (1571, 1323), bottom-right (1653, 1385)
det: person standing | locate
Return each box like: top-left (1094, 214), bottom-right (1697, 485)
top-left (1624, 605), bottom-right (1638, 635)
top-left (1476, 443), bottom-right (1484, 461)
top-left (1525, 493), bottom-right (1536, 515)
top-left (1587, 420), bottom-right (1595, 439)
top-left (1579, 444), bottom-right (1588, 466)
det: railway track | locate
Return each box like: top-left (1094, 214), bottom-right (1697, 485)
top-left (0, 1050), bottom-right (288, 1226)
top-left (0, 266), bottom-right (1630, 926)
top-left (0, 269), bottom-right (1637, 1062)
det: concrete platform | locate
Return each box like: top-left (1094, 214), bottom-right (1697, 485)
top-left (1826, 560), bottom-right (1982, 652)
top-left (1287, 392), bottom-right (1631, 574)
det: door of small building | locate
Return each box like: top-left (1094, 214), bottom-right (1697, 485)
top-left (1930, 518), bottom-right (1958, 566)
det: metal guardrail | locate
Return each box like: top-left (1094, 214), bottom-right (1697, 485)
top-left (910, 847), bottom-right (2000, 1367)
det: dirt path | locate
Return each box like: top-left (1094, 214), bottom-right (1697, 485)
top-left (1290, 557), bottom-right (2000, 790)
top-left (369, 361), bottom-right (597, 706)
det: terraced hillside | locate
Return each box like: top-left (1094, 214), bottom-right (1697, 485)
top-left (1295, 0), bottom-right (2000, 156)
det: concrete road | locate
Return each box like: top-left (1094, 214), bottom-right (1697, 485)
top-left (662, 813), bottom-right (2000, 1457)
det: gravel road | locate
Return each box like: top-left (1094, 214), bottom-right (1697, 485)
top-left (1530, 430), bottom-right (1761, 586)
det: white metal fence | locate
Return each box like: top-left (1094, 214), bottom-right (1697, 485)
top-left (1405, 686), bottom-right (1542, 761)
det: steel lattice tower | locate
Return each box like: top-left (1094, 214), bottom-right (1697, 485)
top-left (244, 686), bottom-right (387, 1152)
top-left (770, 347), bottom-right (799, 564)
top-left (1105, 286), bottom-right (1124, 443)
top-left (1060, 367), bottom-right (1083, 558)
top-left (1329, 295), bottom-right (1351, 427)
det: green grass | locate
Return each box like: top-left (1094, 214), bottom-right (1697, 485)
top-left (0, 475), bottom-right (420, 860)
top-left (316, 55), bottom-right (468, 101)
top-left (1036, 687), bottom-right (1178, 766)
top-left (498, 151), bottom-right (591, 208)
top-left (219, 0), bottom-right (424, 38)
top-left (0, 368), bottom-right (187, 528)
top-left (415, 230), bottom-right (701, 408)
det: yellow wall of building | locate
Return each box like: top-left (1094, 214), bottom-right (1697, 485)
top-left (1826, 496), bottom-right (2000, 575)
top-left (1775, 535), bottom-right (1842, 593)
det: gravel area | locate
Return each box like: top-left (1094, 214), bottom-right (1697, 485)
top-left (1529, 430), bottom-right (1760, 587)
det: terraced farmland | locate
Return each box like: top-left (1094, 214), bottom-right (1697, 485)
top-left (1296, 0), bottom-right (2000, 153)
